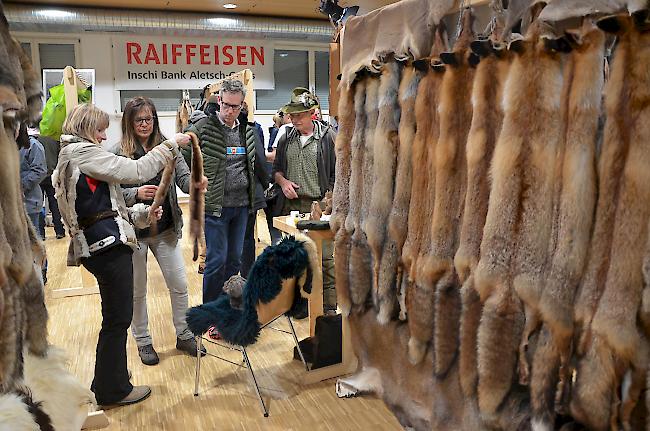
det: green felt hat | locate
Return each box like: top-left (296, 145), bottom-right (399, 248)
top-left (282, 87), bottom-right (319, 114)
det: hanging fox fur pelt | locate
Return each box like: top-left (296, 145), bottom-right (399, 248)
top-left (418, 10), bottom-right (475, 378)
top-left (404, 25), bottom-right (447, 365)
top-left (348, 76), bottom-right (379, 309)
top-left (148, 157), bottom-right (177, 236)
top-left (363, 60), bottom-right (402, 315)
top-left (529, 25), bottom-right (603, 430)
top-left (175, 95), bottom-right (193, 133)
top-left (185, 132), bottom-right (205, 261)
top-left (377, 66), bottom-right (422, 324)
top-left (476, 17), bottom-right (565, 417)
top-left (570, 15), bottom-right (650, 431)
top-left (455, 38), bottom-right (511, 398)
top-left (330, 85), bottom-right (355, 235)
top-left (377, 66), bottom-right (421, 324)
top-left (331, 86), bottom-right (356, 316)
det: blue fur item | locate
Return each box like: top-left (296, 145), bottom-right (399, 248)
top-left (186, 236), bottom-right (312, 346)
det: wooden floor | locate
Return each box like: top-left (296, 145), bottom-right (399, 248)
top-left (43, 208), bottom-right (401, 430)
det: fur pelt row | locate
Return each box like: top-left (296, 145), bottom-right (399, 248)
top-left (335, 5), bottom-right (650, 430)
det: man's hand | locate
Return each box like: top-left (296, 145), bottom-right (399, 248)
top-left (280, 179), bottom-right (300, 200)
top-left (174, 133), bottom-right (191, 148)
top-left (137, 185), bottom-right (158, 201)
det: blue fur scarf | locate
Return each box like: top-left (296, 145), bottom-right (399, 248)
top-left (186, 236), bottom-right (313, 346)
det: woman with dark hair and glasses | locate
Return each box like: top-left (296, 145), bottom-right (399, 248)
top-left (116, 96), bottom-right (207, 365)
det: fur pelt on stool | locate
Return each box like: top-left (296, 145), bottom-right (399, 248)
top-left (187, 235), bottom-right (319, 346)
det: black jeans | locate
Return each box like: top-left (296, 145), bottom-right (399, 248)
top-left (40, 177), bottom-right (65, 237)
top-left (82, 245), bottom-right (134, 404)
top-left (240, 212), bottom-right (257, 278)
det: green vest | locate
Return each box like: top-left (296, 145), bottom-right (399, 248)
top-left (184, 116), bottom-right (257, 216)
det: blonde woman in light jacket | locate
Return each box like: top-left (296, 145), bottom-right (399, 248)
top-left (52, 103), bottom-right (190, 408)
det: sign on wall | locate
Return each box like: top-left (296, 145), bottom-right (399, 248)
top-left (112, 36), bottom-right (274, 90)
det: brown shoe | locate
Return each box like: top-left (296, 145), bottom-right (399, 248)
top-left (99, 386), bottom-right (151, 409)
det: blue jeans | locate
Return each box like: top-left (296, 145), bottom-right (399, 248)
top-left (203, 207), bottom-right (249, 303)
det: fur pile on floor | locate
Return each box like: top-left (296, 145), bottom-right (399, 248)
top-left (336, 2), bottom-right (650, 430)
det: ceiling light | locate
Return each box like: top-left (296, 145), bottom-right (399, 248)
top-left (223, 3), bottom-right (238, 9)
top-left (279, 53), bottom-right (289, 57)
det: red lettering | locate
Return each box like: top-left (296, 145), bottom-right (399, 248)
top-left (222, 45), bottom-right (234, 65)
top-left (126, 42), bottom-right (142, 65)
top-left (185, 44), bottom-right (197, 64)
top-left (162, 43), bottom-right (168, 64)
top-left (199, 45), bottom-right (210, 65)
top-left (236, 46), bottom-right (247, 65)
top-left (251, 46), bottom-right (264, 66)
top-left (214, 45), bottom-right (220, 65)
top-left (171, 44), bottom-right (182, 64)
top-left (144, 44), bottom-right (160, 64)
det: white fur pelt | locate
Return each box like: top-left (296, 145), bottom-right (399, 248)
top-left (0, 392), bottom-right (40, 431)
top-left (363, 60), bottom-right (402, 316)
top-left (571, 18), bottom-right (650, 430)
top-left (21, 346), bottom-right (95, 431)
top-left (422, 11), bottom-right (475, 378)
top-left (404, 25), bottom-right (447, 365)
top-left (378, 66), bottom-right (422, 325)
top-left (456, 46), bottom-right (511, 399)
top-left (349, 76), bottom-right (379, 309)
top-left (530, 27), bottom-right (604, 429)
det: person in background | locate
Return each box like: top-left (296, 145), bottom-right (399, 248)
top-left (183, 79), bottom-right (258, 320)
top-left (272, 87), bottom-right (337, 314)
top-left (38, 133), bottom-right (66, 239)
top-left (115, 96), bottom-right (207, 366)
top-left (264, 110), bottom-right (291, 245)
top-left (53, 103), bottom-right (190, 408)
top-left (267, 110), bottom-right (292, 162)
top-left (18, 122), bottom-right (48, 281)
top-left (238, 103), bottom-right (269, 278)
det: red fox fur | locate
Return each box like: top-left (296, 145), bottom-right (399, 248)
top-left (571, 17), bottom-right (650, 430)
top-left (186, 132), bottom-right (205, 261)
top-left (456, 45), bottom-right (511, 398)
top-left (530, 26), bottom-right (604, 429)
top-left (422, 11), bottom-right (475, 377)
top-left (404, 25), bottom-right (447, 365)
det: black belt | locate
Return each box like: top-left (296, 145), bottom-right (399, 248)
top-left (78, 210), bottom-right (118, 230)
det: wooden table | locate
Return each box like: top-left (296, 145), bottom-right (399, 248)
top-left (273, 216), bottom-right (358, 384)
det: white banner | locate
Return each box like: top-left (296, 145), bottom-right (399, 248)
top-left (112, 36), bottom-right (274, 90)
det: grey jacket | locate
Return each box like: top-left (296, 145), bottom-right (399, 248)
top-left (53, 135), bottom-right (179, 266)
top-left (20, 137), bottom-right (47, 214)
top-left (112, 142), bottom-right (191, 239)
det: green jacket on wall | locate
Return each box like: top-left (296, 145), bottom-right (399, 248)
top-left (183, 116), bottom-right (257, 217)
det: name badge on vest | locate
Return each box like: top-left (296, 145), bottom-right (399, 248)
top-left (227, 146), bottom-right (246, 155)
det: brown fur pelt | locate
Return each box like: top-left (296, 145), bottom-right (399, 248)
top-left (476, 19), bottom-right (565, 417)
top-left (186, 132), bottom-right (205, 261)
top-left (419, 10), bottom-right (475, 377)
top-left (349, 76), bottom-right (379, 310)
top-left (148, 157), bottom-right (177, 236)
top-left (404, 25), bottom-right (447, 365)
top-left (330, 86), bottom-right (355, 234)
top-left (363, 60), bottom-right (401, 314)
top-left (530, 26), bottom-right (604, 429)
top-left (456, 43), bottom-right (511, 399)
top-left (378, 66), bottom-right (422, 324)
top-left (341, 80), bottom-right (368, 316)
top-left (571, 17), bottom-right (650, 430)
top-left (175, 95), bottom-right (193, 133)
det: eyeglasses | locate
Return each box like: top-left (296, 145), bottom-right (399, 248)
top-left (221, 102), bottom-right (242, 112)
top-left (134, 116), bottom-right (155, 125)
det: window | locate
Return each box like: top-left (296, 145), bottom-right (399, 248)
top-left (39, 43), bottom-right (76, 69)
top-left (314, 51), bottom-right (330, 111)
top-left (256, 50), bottom-right (308, 111)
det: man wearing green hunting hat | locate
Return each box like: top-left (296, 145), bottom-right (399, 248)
top-left (271, 87), bottom-right (337, 314)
